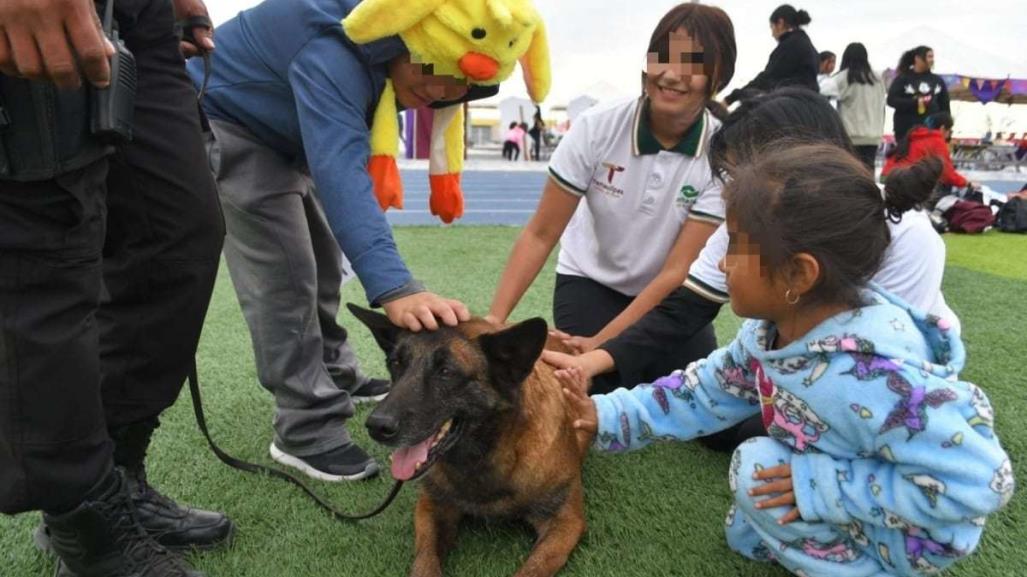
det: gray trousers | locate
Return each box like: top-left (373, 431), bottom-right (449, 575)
top-left (208, 119), bottom-right (367, 457)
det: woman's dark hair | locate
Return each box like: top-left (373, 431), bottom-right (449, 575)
top-left (819, 51), bottom-right (835, 64)
top-left (839, 42), bottom-right (876, 85)
top-left (508, 121), bottom-right (518, 129)
top-left (889, 112), bottom-right (954, 160)
top-left (709, 88), bottom-right (853, 181)
top-left (897, 45), bottom-right (932, 72)
top-left (724, 143), bottom-right (941, 307)
top-left (769, 5), bottom-right (811, 27)
top-left (645, 3), bottom-right (737, 98)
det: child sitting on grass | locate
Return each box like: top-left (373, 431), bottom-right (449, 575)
top-left (559, 143), bottom-right (1013, 577)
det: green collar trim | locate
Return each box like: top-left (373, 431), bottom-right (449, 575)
top-left (632, 97), bottom-right (707, 157)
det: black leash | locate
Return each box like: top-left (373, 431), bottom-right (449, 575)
top-left (177, 16), bottom-right (404, 521)
top-left (176, 15), bottom-right (212, 100)
top-left (187, 362), bottom-right (405, 521)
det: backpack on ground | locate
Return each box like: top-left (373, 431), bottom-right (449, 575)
top-left (943, 200), bottom-right (995, 234)
top-left (996, 197), bottom-right (1027, 233)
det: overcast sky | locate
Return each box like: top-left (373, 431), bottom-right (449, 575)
top-left (208, 0), bottom-right (1027, 107)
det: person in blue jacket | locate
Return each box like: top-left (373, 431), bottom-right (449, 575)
top-left (559, 144), bottom-right (1013, 577)
top-left (187, 0), bottom-right (493, 482)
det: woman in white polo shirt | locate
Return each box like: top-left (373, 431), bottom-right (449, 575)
top-left (544, 88), bottom-right (960, 451)
top-left (487, 3), bottom-right (738, 393)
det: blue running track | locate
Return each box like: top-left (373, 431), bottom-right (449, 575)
top-left (388, 169), bottom-right (1023, 227)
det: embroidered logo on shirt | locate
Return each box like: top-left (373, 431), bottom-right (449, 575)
top-left (676, 184), bottom-right (699, 209)
top-left (590, 162), bottom-right (626, 199)
top-left (602, 162), bottom-right (625, 183)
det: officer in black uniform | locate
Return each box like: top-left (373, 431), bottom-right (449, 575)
top-left (0, 0), bottom-right (232, 575)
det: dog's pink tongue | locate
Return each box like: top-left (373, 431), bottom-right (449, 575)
top-left (391, 438), bottom-right (432, 481)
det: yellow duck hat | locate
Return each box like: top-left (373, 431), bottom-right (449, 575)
top-left (343, 0), bottom-right (551, 223)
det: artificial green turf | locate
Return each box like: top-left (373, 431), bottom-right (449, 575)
top-left (2, 227), bottom-right (1023, 577)
top-left (944, 231), bottom-right (1027, 282)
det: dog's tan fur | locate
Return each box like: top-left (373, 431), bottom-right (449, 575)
top-left (409, 319), bottom-right (588, 577)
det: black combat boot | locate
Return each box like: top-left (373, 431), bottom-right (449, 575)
top-left (36, 418), bottom-right (234, 553)
top-left (111, 417), bottom-right (235, 551)
top-left (42, 468), bottom-right (204, 577)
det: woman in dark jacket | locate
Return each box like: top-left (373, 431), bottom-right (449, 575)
top-left (724, 5), bottom-right (818, 104)
top-left (887, 45), bottom-right (950, 139)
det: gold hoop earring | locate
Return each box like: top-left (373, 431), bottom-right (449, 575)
top-left (785, 289), bottom-right (801, 305)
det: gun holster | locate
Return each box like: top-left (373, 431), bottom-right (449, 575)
top-left (0, 0), bottom-right (135, 182)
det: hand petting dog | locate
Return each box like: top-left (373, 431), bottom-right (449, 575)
top-left (547, 329), bottom-right (599, 355)
top-left (381, 292), bottom-right (470, 332)
top-left (542, 348), bottom-right (614, 382)
top-left (555, 367), bottom-right (598, 448)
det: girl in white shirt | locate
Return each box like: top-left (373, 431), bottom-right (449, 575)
top-left (488, 3), bottom-right (739, 393)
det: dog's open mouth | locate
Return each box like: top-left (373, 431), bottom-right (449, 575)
top-left (390, 419), bottom-right (462, 481)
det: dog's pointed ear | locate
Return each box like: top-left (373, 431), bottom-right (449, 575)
top-left (347, 303), bottom-right (402, 353)
top-left (478, 317), bottom-right (548, 386)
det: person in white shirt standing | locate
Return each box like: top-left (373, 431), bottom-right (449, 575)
top-left (486, 3), bottom-right (737, 393)
top-left (820, 42), bottom-right (886, 170)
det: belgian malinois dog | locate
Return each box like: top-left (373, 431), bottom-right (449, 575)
top-left (348, 305), bottom-right (588, 577)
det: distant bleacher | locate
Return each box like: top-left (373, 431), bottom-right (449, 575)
top-left (950, 138), bottom-right (1025, 172)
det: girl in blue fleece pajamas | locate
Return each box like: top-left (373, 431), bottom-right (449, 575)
top-left (559, 145), bottom-right (1013, 577)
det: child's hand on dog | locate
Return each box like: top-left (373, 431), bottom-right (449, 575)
top-left (542, 349), bottom-right (614, 384)
top-left (749, 464), bottom-right (801, 525)
top-left (548, 329), bottom-right (598, 354)
top-left (555, 367), bottom-right (598, 445)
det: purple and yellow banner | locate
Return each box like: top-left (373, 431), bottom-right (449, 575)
top-left (884, 69), bottom-right (1027, 105)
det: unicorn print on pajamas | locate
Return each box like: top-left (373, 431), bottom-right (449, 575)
top-left (799, 538), bottom-right (859, 563)
top-left (966, 383), bottom-right (994, 431)
top-left (765, 387), bottom-right (829, 452)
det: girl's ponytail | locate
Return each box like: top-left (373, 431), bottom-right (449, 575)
top-left (883, 156), bottom-right (943, 219)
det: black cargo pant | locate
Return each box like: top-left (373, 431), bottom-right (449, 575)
top-left (553, 274), bottom-right (716, 395)
top-left (0, 0), bottom-right (224, 514)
